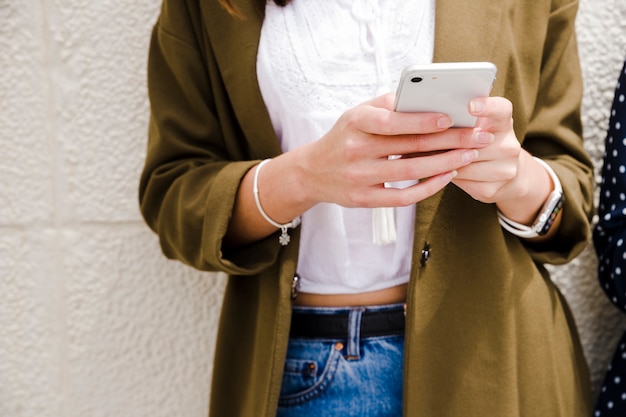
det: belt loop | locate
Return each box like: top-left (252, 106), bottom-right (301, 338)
top-left (346, 308), bottom-right (365, 360)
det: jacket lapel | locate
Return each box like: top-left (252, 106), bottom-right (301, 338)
top-left (202, 0), bottom-right (282, 159)
top-left (412, 0), bottom-right (505, 246)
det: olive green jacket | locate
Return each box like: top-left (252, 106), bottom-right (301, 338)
top-left (140, 0), bottom-right (594, 415)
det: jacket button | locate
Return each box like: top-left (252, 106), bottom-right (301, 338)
top-left (420, 242), bottom-right (431, 267)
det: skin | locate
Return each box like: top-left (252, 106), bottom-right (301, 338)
top-left (224, 93), bottom-right (560, 306)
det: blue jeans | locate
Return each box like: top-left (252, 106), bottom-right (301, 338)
top-left (276, 304), bottom-right (404, 417)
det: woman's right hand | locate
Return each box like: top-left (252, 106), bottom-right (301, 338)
top-left (225, 93), bottom-right (493, 246)
top-left (294, 93), bottom-right (493, 209)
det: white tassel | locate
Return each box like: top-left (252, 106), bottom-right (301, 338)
top-left (372, 154), bottom-right (402, 245)
top-left (373, 206), bottom-right (396, 245)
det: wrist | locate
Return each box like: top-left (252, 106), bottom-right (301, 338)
top-left (283, 145), bottom-right (322, 210)
top-left (497, 157), bottom-right (563, 238)
top-left (495, 151), bottom-right (551, 224)
top-left (285, 142), bottom-right (329, 209)
top-left (255, 147), bottom-right (321, 224)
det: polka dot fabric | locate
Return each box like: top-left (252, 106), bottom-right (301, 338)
top-left (594, 58), bottom-right (626, 417)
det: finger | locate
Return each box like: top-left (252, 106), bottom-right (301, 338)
top-left (365, 92), bottom-right (397, 110)
top-left (354, 106), bottom-right (454, 136)
top-left (359, 171), bottom-right (458, 208)
top-left (351, 94), bottom-right (455, 136)
top-left (361, 127), bottom-right (493, 161)
top-left (452, 177), bottom-right (506, 204)
top-left (396, 128), bottom-right (494, 155)
top-left (454, 159), bottom-right (517, 183)
top-left (338, 122), bottom-right (492, 160)
top-left (469, 96), bottom-right (514, 130)
top-left (364, 148), bottom-right (479, 185)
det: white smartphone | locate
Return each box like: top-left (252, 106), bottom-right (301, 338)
top-left (394, 62), bottom-right (498, 127)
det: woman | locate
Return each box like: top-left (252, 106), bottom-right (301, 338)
top-left (593, 58), bottom-right (626, 417)
top-left (139, 0), bottom-right (594, 416)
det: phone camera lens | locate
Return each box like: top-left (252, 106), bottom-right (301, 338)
top-left (410, 77), bottom-right (423, 83)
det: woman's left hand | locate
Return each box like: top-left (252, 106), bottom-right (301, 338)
top-left (452, 96), bottom-right (554, 227)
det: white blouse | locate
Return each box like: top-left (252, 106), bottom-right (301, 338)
top-left (257, 0), bottom-right (436, 294)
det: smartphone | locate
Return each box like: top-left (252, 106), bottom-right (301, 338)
top-left (393, 62), bottom-right (498, 127)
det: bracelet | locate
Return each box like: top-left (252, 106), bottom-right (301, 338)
top-left (253, 159), bottom-right (301, 246)
top-left (497, 157), bottom-right (564, 239)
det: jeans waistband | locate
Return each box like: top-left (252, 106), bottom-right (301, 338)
top-left (289, 303), bottom-right (405, 340)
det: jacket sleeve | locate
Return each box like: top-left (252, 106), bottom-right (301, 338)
top-left (521, 0), bottom-right (595, 264)
top-left (139, 0), bottom-right (282, 274)
top-left (594, 60), bottom-right (626, 312)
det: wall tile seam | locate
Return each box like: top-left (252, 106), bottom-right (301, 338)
top-left (39, 0), bottom-right (66, 231)
top-left (37, 1), bottom-right (78, 415)
top-left (0, 221), bottom-right (152, 234)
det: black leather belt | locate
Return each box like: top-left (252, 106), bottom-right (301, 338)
top-left (289, 307), bottom-right (405, 339)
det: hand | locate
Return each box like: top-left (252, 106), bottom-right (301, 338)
top-left (452, 96), bottom-right (554, 226)
top-left (451, 96), bottom-right (522, 203)
top-left (295, 93), bottom-right (494, 209)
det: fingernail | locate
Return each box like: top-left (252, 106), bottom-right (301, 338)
top-left (470, 100), bottom-right (484, 114)
top-left (437, 116), bottom-right (453, 129)
top-left (475, 131), bottom-right (494, 144)
top-left (462, 150), bottom-right (479, 163)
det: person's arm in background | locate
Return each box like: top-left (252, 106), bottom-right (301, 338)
top-left (594, 59), bottom-right (626, 311)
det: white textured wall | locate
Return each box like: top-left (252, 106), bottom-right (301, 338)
top-left (0, 1), bottom-right (624, 416)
